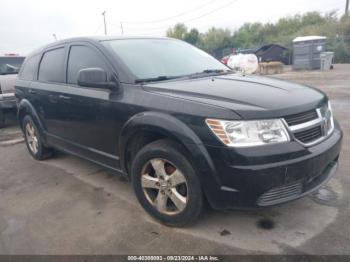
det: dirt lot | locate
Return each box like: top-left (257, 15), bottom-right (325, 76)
top-left (0, 65), bottom-right (349, 255)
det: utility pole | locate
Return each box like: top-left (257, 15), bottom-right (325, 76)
top-left (120, 22), bottom-right (124, 35)
top-left (102, 11), bottom-right (107, 35)
top-left (346, 0), bottom-right (349, 15)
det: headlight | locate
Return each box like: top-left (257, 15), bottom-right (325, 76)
top-left (320, 101), bottom-right (334, 136)
top-left (206, 118), bottom-right (290, 147)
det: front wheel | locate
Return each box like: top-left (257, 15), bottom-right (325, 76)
top-left (131, 139), bottom-right (203, 227)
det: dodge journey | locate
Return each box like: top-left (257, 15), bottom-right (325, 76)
top-left (15, 37), bottom-right (342, 226)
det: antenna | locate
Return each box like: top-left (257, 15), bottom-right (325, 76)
top-left (120, 22), bottom-right (124, 35)
top-left (102, 11), bottom-right (107, 35)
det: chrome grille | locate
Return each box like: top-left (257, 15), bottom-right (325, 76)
top-left (283, 102), bottom-right (334, 146)
top-left (284, 110), bottom-right (318, 126)
top-left (257, 181), bottom-right (303, 206)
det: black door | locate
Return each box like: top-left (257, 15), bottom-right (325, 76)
top-left (52, 44), bottom-right (121, 169)
top-left (35, 46), bottom-right (68, 136)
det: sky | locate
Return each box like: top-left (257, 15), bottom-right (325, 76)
top-left (0, 0), bottom-right (346, 55)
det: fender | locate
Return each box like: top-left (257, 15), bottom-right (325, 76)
top-left (17, 99), bottom-right (48, 144)
top-left (119, 111), bottom-right (222, 205)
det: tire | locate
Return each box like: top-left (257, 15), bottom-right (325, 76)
top-left (0, 110), bottom-right (5, 128)
top-left (131, 139), bottom-right (203, 227)
top-left (22, 115), bottom-right (53, 160)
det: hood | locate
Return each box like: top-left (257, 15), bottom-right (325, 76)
top-left (142, 74), bottom-right (326, 119)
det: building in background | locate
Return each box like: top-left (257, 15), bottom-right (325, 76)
top-left (292, 36), bottom-right (326, 70)
top-left (240, 44), bottom-right (289, 64)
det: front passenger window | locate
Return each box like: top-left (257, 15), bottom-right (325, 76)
top-left (67, 45), bottom-right (108, 84)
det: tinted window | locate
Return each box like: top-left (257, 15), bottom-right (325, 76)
top-left (67, 45), bottom-right (107, 84)
top-left (19, 55), bottom-right (39, 80)
top-left (0, 57), bottom-right (25, 75)
top-left (38, 48), bottom-right (65, 83)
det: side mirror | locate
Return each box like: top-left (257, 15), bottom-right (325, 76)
top-left (77, 68), bottom-right (117, 89)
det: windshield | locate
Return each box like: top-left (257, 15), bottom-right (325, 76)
top-left (0, 57), bottom-right (25, 75)
top-left (102, 39), bottom-right (229, 80)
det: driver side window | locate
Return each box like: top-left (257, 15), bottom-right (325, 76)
top-left (67, 45), bottom-right (108, 85)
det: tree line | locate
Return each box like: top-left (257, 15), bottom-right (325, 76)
top-left (166, 12), bottom-right (350, 63)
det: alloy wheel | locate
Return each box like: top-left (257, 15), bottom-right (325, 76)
top-left (25, 121), bottom-right (39, 154)
top-left (141, 158), bottom-right (188, 215)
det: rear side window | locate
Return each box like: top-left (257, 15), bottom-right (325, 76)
top-left (19, 55), bottom-right (39, 80)
top-left (67, 45), bottom-right (107, 84)
top-left (38, 48), bottom-right (65, 83)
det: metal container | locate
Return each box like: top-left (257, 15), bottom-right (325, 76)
top-left (293, 36), bottom-right (326, 70)
top-left (320, 52), bottom-right (334, 70)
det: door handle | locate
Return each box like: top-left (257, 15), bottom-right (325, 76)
top-left (59, 94), bottom-right (71, 100)
top-left (28, 89), bottom-right (36, 94)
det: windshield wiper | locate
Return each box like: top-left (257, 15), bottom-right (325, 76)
top-left (135, 75), bottom-right (182, 84)
top-left (135, 69), bottom-right (234, 83)
top-left (187, 69), bottom-right (234, 79)
top-left (203, 69), bottom-right (226, 73)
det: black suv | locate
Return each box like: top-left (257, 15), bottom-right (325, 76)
top-left (15, 37), bottom-right (342, 226)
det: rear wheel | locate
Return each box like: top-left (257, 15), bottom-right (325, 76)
top-left (22, 115), bottom-right (53, 160)
top-left (131, 139), bottom-right (203, 226)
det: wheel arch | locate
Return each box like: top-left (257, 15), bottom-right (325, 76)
top-left (17, 99), bottom-right (47, 143)
top-left (119, 112), bottom-right (221, 203)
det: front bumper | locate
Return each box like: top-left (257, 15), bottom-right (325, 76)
top-left (0, 92), bottom-right (17, 111)
top-left (203, 121), bottom-right (343, 209)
